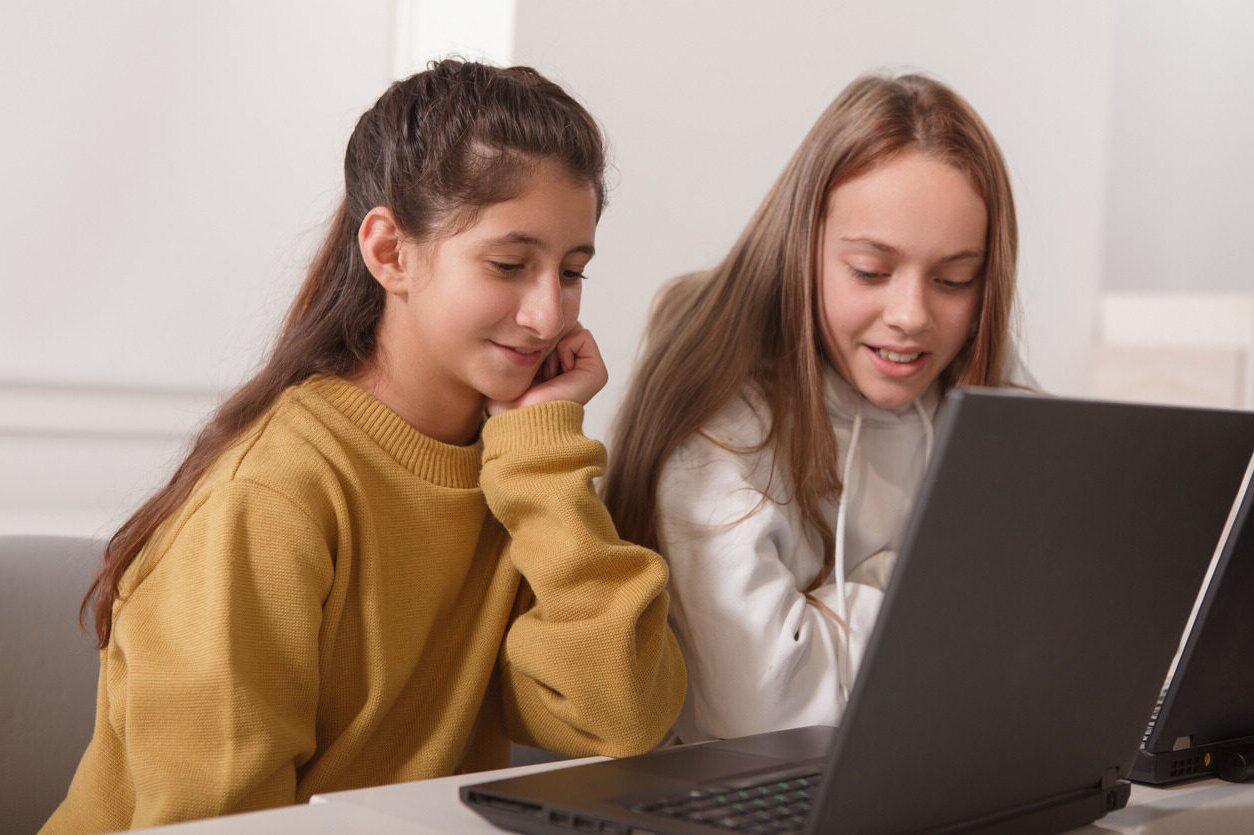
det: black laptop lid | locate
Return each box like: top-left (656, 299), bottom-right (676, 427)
top-left (1146, 459), bottom-right (1254, 753)
top-left (809, 390), bottom-right (1254, 834)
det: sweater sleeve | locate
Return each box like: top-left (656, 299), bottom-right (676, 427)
top-left (657, 431), bottom-right (877, 741)
top-left (480, 401), bottom-right (686, 758)
top-left (107, 479), bottom-right (332, 827)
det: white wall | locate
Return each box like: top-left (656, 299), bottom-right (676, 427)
top-left (3, 0), bottom-right (1247, 537)
top-left (0, 0), bottom-right (396, 536)
top-left (1104, 0), bottom-right (1254, 293)
top-left (0, 0), bottom-right (395, 392)
top-left (1092, 0), bottom-right (1254, 408)
top-left (513, 0), bottom-right (1115, 441)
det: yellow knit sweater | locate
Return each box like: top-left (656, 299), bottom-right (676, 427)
top-left (43, 375), bottom-right (685, 832)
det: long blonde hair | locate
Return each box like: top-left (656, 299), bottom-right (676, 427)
top-left (602, 72), bottom-right (1019, 590)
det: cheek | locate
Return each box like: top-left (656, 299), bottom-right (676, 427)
top-left (817, 267), bottom-right (840, 339)
top-left (462, 282), bottom-right (520, 323)
top-left (820, 283), bottom-right (866, 347)
top-left (562, 284), bottom-right (582, 319)
top-left (817, 289), bottom-right (859, 372)
top-left (940, 295), bottom-right (981, 345)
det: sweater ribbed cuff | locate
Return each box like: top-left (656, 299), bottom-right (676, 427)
top-left (481, 401), bottom-right (586, 457)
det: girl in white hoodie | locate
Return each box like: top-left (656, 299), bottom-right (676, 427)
top-left (603, 72), bottom-right (1034, 742)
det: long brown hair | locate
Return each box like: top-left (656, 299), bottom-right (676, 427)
top-left (83, 59), bottom-right (607, 646)
top-left (602, 72), bottom-right (1019, 591)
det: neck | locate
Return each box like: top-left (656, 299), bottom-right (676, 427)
top-left (347, 354), bottom-right (484, 446)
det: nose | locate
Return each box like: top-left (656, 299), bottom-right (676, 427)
top-left (515, 273), bottom-right (565, 341)
top-left (882, 275), bottom-right (931, 335)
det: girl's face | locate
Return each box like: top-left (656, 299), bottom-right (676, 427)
top-left (396, 159), bottom-right (598, 408)
top-left (817, 150), bottom-right (987, 412)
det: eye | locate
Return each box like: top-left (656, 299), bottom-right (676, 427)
top-left (489, 261), bottom-right (525, 275)
top-left (561, 268), bottom-right (588, 282)
top-left (847, 266), bottom-right (885, 282)
top-left (935, 276), bottom-right (976, 290)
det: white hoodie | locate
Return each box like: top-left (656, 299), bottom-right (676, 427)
top-left (655, 364), bottom-right (944, 742)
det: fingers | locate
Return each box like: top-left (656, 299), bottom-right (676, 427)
top-left (539, 348), bottom-right (560, 383)
top-left (497, 324), bottom-right (608, 412)
top-left (555, 324), bottom-right (609, 393)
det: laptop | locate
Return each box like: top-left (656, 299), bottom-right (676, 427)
top-left (462, 390), bottom-right (1254, 834)
top-left (1130, 451), bottom-right (1254, 785)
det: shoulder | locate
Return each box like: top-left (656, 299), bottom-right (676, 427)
top-left (114, 382), bottom-right (367, 603)
top-left (661, 383), bottom-right (784, 505)
top-left (1001, 346), bottom-right (1040, 390)
top-left (671, 384), bottom-right (772, 466)
top-left (227, 390), bottom-right (353, 513)
top-left (121, 470), bottom-right (335, 605)
top-left (172, 383), bottom-right (361, 546)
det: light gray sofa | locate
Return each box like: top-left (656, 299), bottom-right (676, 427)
top-left (0, 536), bottom-right (103, 834)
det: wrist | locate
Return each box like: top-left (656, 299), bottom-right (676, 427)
top-left (482, 400), bottom-right (586, 451)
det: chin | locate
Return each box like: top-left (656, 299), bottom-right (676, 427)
top-left (859, 382), bottom-right (925, 413)
top-left (478, 378), bottom-right (535, 405)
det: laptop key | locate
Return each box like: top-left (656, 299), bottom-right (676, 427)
top-left (629, 771), bottom-right (820, 832)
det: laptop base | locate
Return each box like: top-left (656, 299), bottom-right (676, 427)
top-left (928, 781), bottom-right (1130, 835)
top-left (464, 767), bottom-right (1131, 835)
top-left (1131, 733), bottom-right (1254, 785)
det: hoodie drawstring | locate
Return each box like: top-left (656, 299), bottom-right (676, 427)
top-left (833, 401), bottom-right (863, 709)
top-left (831, 396), bottom-right (936, 709)
top-left (915, 397), bottom-right (935, 464)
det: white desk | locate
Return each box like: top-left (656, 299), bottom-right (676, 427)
top-left (133, 800), bottom-right (435, 833)
top-left (138, 760), bottom-right (1254, 834)
top-left (311, 757), bottom-right (606, 834)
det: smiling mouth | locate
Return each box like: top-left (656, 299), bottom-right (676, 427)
top-left (875, 347), bottom-right (924, 363)
top-left (492, 341), bottom-right (549, 363)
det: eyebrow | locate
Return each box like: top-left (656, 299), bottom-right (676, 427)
top-left (481, 232), bottom-right (595, 258)
top-left (838, 236), bottom-right (983, 263)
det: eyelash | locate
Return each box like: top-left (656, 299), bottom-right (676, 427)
top-left (847, 266), bottom-right (974, 290)
top-left (849, 267), bottom-right (883, 281)
top-left (490, 262), bottom-right (588, 281)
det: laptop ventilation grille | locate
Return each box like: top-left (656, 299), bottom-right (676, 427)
top-left (1168, 755), bottom-right (1203, 779)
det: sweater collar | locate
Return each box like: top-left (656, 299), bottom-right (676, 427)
top-left (298, 374), bottom-right (482, 488)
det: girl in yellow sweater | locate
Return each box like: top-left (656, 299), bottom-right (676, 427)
top-left (44, 59), bottom-right (685, 833)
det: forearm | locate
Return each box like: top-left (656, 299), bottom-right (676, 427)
top-left (664, 525), bottom-right (851, 740)
top-left (482, 402), bottom-right (686, 756)
top-left (658, 436), bottom-right (856, 740)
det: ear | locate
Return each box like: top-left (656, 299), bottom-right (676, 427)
top-left (358, 207), bottom-right (411, 297)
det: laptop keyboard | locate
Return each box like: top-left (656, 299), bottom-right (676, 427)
top-left (629, 772), bottom-right (821, 833)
